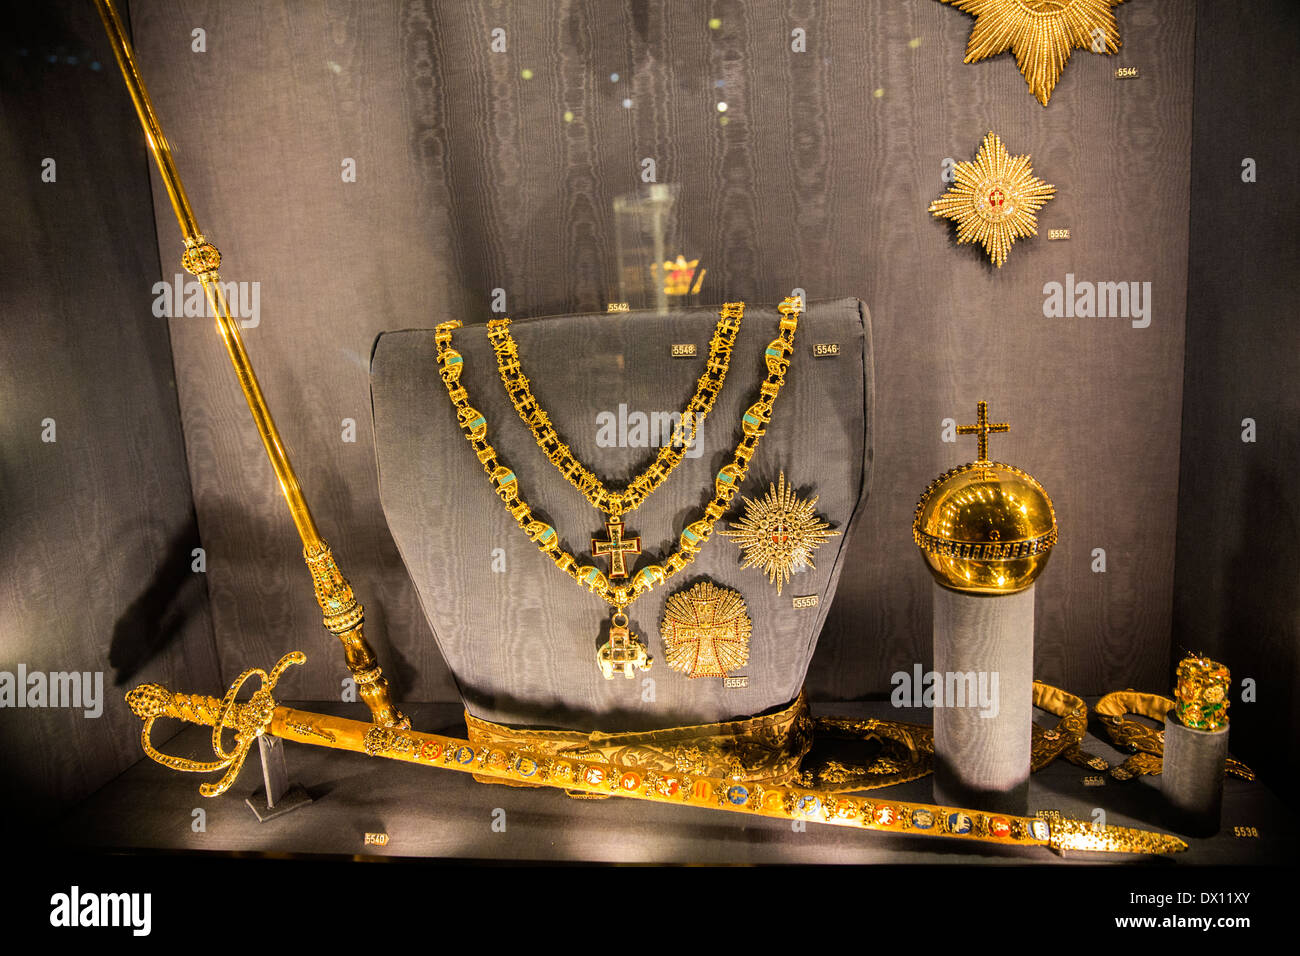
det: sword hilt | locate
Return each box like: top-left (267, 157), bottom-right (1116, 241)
top-left (126, 685), bottom-right (237, 728)
top-left (124, 652), bottom-right (305, 796)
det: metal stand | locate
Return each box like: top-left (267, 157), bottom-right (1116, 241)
top-left (245, 735), bottom-right (312, 822)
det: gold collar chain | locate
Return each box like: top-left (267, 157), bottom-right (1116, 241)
top-left (434, 298), bottom-right (802, 676)
top-left (485, 303), bottom-right (743, 517)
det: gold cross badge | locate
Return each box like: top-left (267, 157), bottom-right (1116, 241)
top-left (592, 516), bottom-right (641, 580)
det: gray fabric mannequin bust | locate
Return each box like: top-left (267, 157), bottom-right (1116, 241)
top-left (369, 298), bottom-right (873, 732)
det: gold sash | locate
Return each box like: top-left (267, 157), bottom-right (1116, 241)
top-left (466, 680), bottom-right (1107, 795)
top-left (1095, 690), bottom-right (1254, 781)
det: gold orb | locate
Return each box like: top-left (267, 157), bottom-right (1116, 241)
top-left (913, 460), bottom-right (1057, 595)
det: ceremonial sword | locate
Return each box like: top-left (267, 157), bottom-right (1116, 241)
top-left (127, 653), bottom-right (1188, 857)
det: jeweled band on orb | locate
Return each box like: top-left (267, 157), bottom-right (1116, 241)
top-left (913, 527), bottom-right (1057, 561)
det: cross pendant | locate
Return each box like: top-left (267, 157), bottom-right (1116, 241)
top-left (592, 515), bottom-right (641, 580)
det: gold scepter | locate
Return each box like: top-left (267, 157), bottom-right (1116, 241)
top-left (126, 653), bottom-right (1189, 857)
top-left (93, 0), bottom-right (405, 728)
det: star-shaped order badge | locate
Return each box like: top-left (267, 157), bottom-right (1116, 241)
top-left (929, 131), bottom-right (1056, 268)
top-left (937, 0), bottom-right (1126, 106)
top-left (720, 472), bottom-right (839, 597)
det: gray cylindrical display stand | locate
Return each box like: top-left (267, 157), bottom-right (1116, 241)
top-left (1162, 712), bottom-right (1228, 837)
top-left (932, 584), bottom-right (1034, 815)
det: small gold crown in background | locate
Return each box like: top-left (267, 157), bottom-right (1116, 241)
top-left (659, 254), bottom-right (705, 296)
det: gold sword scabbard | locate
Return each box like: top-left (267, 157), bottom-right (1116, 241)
top-left (94, 0), bottom-right (405, 728)
top-left (1046, 818), bottom-right (1190, 856)
top-left (128, 656), bottom-right (1188, 856)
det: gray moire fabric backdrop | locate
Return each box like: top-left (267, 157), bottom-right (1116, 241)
top-left (1174, 0), bottom-right (1300, 793)
top-left (371, 300), bottom-right (871, 729)
top-left (127, 0), bottom-right (1194, 705)
top-left (0, 1), bottom-right (221, 824)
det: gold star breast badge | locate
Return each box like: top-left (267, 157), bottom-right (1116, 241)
top-left (929, 131), bottom-right (1056, 268)
top-left (938, 0), bottom-right (1126, 106)
top-left (720, 473), bottom-right (840, 596)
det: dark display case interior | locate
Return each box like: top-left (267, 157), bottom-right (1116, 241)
top-left (1, 0), bottom-right (1296, 878)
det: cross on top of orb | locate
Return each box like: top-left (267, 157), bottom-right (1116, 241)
top-left (956, 401), bottom-right (1010, 462)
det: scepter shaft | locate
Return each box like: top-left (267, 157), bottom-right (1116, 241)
top-left (94, 0), bottom-right (405, 727)
top-left (93, 0), bottom-right (313, 537)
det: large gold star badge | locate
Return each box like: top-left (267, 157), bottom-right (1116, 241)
top-left (938, 0), bottom-right (1126, 106)
top-left (929, 131), bottom-right (1056, 268)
